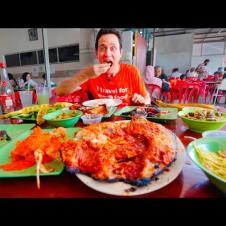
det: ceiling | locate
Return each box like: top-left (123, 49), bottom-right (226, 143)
top-left (152, 28), bottom-right (226, 43)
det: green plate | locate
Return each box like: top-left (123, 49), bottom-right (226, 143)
top-left (187, 137), bottom-right (226, 193)
top-left (0, 127), bottom-right (80, 177)
top-left (0, 124), bottom-right (36, 148)
top-left (103, 106), bottom-right (117, 118)
top-left (178, 109), bottom-right (226, 133)
top-left (114, 106), bottom-right (178, 122)
top-left (12, 116), bottom-right (37, 122)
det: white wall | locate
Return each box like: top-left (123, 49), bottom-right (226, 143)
top-left (191, 54), bottom-right (226, 75)
top-left (121, 31), bottom-right (133, 64)
top-left (155, 33), bottom-right (193, 75)
top-left (0, 28), bottom-right (43, 54)
top-left (0, 28), bottom-right (96, 78)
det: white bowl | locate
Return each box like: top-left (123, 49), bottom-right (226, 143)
top-left (202, 130), bottom-right (226, 138)
top-left (81, 114), bottom-right (103, 125)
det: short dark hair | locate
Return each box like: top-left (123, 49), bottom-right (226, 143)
top-left (204, 59), bottom-right (210, 63)
top-left (8, 73), bottom-right (18, 86)
top-left (172, 68), bottom-right (179, 73)
top-left (21, 72), bottom-right (30, 82)
top-left (95, 28), bottom-right (122, 51)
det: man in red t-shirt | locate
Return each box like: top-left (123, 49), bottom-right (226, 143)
top-left (56, 29), bottom-right (150, 105)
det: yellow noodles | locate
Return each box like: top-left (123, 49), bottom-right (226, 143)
top-left (194, 145), bottom-right (226, 180)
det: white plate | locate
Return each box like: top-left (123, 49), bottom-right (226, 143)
top-left (82, 98), bottom-right (122, 107)
top-left (75, 133), bottom-right (185, 196)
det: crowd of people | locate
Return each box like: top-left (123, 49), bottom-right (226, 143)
top-left (144, 58), bottom-right (226, 94)
top-left (8, 72), bottom-right (56, 91)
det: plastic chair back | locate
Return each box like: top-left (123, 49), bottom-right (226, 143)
top-left (54, 89), bottom-right (89, 103)
top-left (146, 84), bottom-right (161, 100)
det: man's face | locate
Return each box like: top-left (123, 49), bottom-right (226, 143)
top-left (155, 68), bottom-right (162, 77)
top-left (96, 34), bottom-right (122, 73)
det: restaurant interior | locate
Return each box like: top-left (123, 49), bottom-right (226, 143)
top-left (0, 28), bottom-right (226, 199)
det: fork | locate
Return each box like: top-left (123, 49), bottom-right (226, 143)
top-left (0, 130), bottom-right (12, 141)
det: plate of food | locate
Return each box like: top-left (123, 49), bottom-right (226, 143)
top-left (178, 108), bottom-right (226, 133)
top-left (0, 124), bottom-right (35, 148)
top-left (187, 137), bottom-right (226, 193)
top-left (69, 103), bottom-right (117, 118)
top-left (61, 118), bottom-right (185, 196)
top-left (114, 106), bottom-right (178, 122)
top-left (0, 126), bottom-right (80, 178)
top-left (0, 102), bottom-right (73, 125)
top-left (82, 98), bottom-right (122, 107)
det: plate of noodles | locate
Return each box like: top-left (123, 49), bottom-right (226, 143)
top-left (187, 137), bottom-right (226, 194)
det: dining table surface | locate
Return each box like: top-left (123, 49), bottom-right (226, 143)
top-left (0, 105), bottom-right (225, 198)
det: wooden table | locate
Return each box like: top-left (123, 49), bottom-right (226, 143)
top-left (0, 116), bottom-right (225, 198)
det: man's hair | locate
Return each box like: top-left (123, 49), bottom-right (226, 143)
top-left (204, 59), bottom-right (210, 63)
top-left (154, 65), bottom-right (162, 70)
top-left (95, 28), bottom-right (122, 51)
top-left (21, 72), bottom-right (30, 82)
top-left (172, 68), bottom-right (179, 73)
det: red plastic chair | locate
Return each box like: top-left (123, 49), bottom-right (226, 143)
top-left (169, 80), bottom-right (189, 103)
top-left (203, 75), bottom-right (217, 81)
top-left (186, 84), bottom-right (200, 103)
top-left (205, 84), bottom-right (217, 103)
top-left (146, 84), bottom-right (161, 100)
top-left (53, 89), bottom-right (89, 104)
top-left (186, 77), bottom-right (199, 82)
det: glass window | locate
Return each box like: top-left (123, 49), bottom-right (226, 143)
top-left (20, 51), bottom-right (37, 66)
top-left (202, 42), bottom-right (225, 55)
top-left (38, 50), bottom-right (44, 64)
top-left (38, 48), bottom-right (58, 64)
top-left (192, 44), bottom-right (202, 56)
top-left (58, 44), bottom-right (79, 62)
top-left (5, 54), bottom-right (20, 67)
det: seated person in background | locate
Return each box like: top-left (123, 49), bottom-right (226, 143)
top-left (154, 66), bottom-right (170, 92)
top-left (180, 74), bottom-right (186, 80)
top-left (143, 65), bottom-right (162, 99)
top-left (170, 68), bottom-right (182, 78)
top-left (42, 73), bottom-right (56, 88)
top-left (20, 72), bottom-right (38, 89)
top-left (144, 65), bottom-right (162, 87)
top-left (186, 67), bottom-right (198, 77)
top-left (214, 67), bottom-right (225, 80)
top-left (8, 73), bottom-right (18, 90)
top-left (56, 28), bottom-right (150, 105)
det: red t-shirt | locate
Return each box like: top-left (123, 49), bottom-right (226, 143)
top-left (80, 64), bottom-right (148, 105)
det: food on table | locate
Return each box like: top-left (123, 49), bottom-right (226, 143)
top-left (121, 105), bottom-right (170, 118)
top-left (69, 104), bottom-right (108, 117)
top-left (61, 118), bottom-right (177, 186)
top-left (0, 102), bottom-right (73, 125)
top-left (194, 145), bottom-right (226, 180)
top-left (183, 110), bottom-right (224, 121)
top-left (53, 111), bottom-right (78, 120)
top-left (0, 126), bottom-right (67, 189)
top-left (68, 103), bottom-right (82, 110)
top-left (156, 100), bottom-right (215, 111)
top-left (79, 104), bottom-right (108, 115)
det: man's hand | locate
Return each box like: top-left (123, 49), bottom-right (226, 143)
top-left (132, 93), bottom-right (150, 105)
top-left (93, 63), bottom-right (111, 77)
top-left (56, 63), bottom-right (111, 96)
